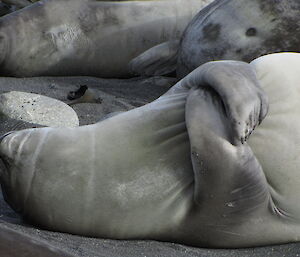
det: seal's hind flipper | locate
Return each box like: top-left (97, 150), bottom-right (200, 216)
top-left (129, 40), bottom-right (179, 77)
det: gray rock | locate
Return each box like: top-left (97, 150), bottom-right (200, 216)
top-left (0, 91), bottom-right (79, 128)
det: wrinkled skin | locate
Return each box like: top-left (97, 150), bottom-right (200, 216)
top-left (177, 0), bottom-right (300, 78)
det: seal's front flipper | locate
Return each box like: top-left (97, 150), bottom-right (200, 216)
top-left (200, 61), bottom-right (269, 144)
top-left (129, 40), bottom-right (179, 77)
top-left (176, 61), bottom-right (269, 144)
top-left (186, 87), bottom-right (270, 220)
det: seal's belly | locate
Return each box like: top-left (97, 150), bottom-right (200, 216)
top-left (249, 53), bottom-right (300, 214)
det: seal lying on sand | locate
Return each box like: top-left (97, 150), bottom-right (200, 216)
top-left (131, 0), bottom-right (300, 78)
top-left (1, 53), bottom-right (300, 248)
top-left (0, 0), bottom-right (211, 77)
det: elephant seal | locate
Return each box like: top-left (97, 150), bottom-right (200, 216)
top-left (0, 0), bottom-right (211, 77)
top-left (131, 0), bottom-right (300, 78)
top-left (1, 53), bottom-right (300, 248)
top-left (177, 0), bottom-right (300, 77)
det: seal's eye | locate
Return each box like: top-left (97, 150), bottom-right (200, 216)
top-left (246, 28), bottom-right (257, 37)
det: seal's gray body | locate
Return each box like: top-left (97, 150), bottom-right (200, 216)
top-left (1, 53), bottom-right (300, 247)
top-left (0, 0), bottom-right (210, 77)
top-left (177, 0), bottom-right (300, 77)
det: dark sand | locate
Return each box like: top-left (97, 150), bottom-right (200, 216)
top-left (0, 76), bottom-right (299, 257)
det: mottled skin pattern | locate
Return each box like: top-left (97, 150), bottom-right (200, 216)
top-left (1, 53), bottom-right (300, 247)
top-left (177, 0), bottom-right (300, 78)
top-left (0, 0), bottom-right (210, 77)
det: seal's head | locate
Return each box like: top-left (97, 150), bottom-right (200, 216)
top-left (177, 0), bottom-right (300, 78)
